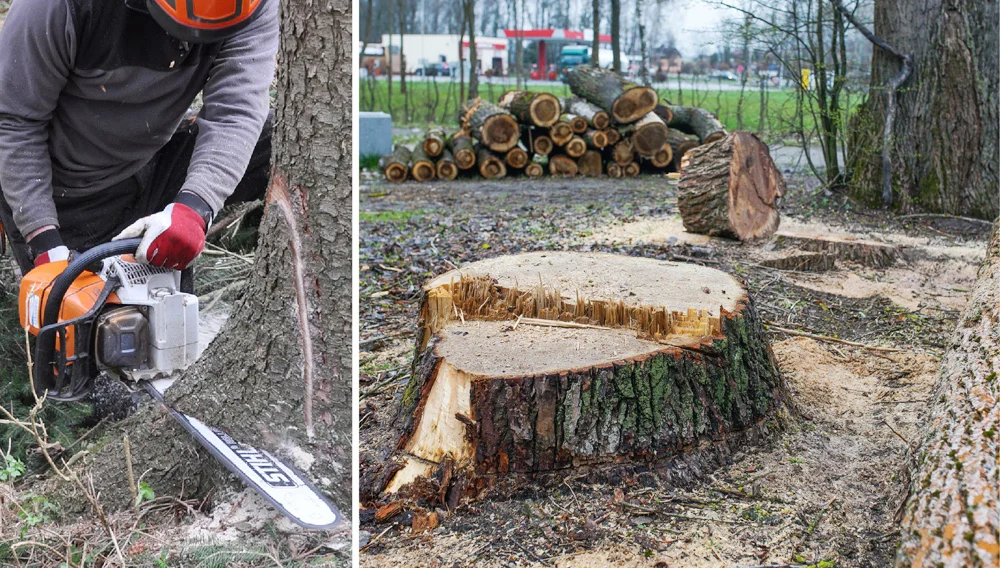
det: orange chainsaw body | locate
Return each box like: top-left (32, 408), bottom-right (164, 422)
top-left (19, 260), bottom-right (121, 358)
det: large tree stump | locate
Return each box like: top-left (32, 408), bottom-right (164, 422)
top-left (619, 112), bottom-right (668, 157)
top-left (668, 105), bottom-right (727, 144)
top-left (566, 67), bottom-right (659, 124)
top-left (498, 90), bottom-right (561, 127)
top-left (894, 227), bottom-right (1000, 568)
top-left (379, 145), bottom-right (411, 183)
top-left (447, 133), bottom-right (476, 170)
top-left (773, 231), bottom-right (902, 268)
top-left (563, 96), bottom-right (611, 130)
top-left (460, 99), bottom-right (520, 152)
top-left (677, 132), bottom-right (785, 241)
top-left (386, 252), bottom-right (786, 495)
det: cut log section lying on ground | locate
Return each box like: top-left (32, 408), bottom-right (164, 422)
top-left (620, 112), bottom-right (668, 157)
top-left (436, 149), bottom-right (458, 181)
top-left (460, 99), bottom-right (520, 152)
top-left (385, 252), bottom-right (786, 496)
top-left (669, 105), bottom-right (727, 144)
top-left (476, 146), bottom-right (507, 179)
top-left (894, 226), bottom-right (1000, 567)
top-left (563, 96), bottom-right (611, 130)
top-left (677, 132), bottom-right (785, 241)
top-left (447, 134), bottom-right (476, 170)
top-left (379, 145), bottom-right (411, 183)
top-left (409, 146), bottom-right (436, 182)
top-left (566, 66), bottom-right (659, 123)
top-left (498, 90), bottom-right (561, 127)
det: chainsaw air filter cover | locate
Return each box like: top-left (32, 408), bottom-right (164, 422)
top-left (96, 306), bottom-right (150, 373)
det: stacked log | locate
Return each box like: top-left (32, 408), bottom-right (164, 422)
top-left (377, 70), bottom-right (784, 210)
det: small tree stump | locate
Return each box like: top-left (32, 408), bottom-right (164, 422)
top-left (773, 231), bottom-right (901, 268)
top-left (678, 132), bottom-right (785, 241)
top-left (387, 252), bottom-right (786, 495)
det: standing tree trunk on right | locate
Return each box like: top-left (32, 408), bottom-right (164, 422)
top-left (463, 0), bottom-right (478, 99)
top-left (849, 0), bottom-right (998, 219)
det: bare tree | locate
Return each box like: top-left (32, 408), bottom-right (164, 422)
top-left (611, 0), bottom-right (621, 72)
top-left (463, 0), bottom-right (478, 98)
top-left (591, 0), bottom-right (600, 66)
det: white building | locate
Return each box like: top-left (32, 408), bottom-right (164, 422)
top-left (380, 34), bottom-right (508, 76)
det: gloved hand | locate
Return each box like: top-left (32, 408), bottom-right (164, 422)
top-left (28, 228), bottom-right (70, 267)
top-left (113, 195), bottom-right (210, 269)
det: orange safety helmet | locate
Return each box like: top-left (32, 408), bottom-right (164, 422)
top-left (145, 0), bottom-right (265, 44)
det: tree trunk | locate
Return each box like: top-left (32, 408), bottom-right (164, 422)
top-left (464, 0), bottom-right (478, 99)
top-left (409, 144), bottom-right (436, 181)
top-left (379, 145), bottom-right (412, 183)
top-left (423, 128), bottom-right (446, 157)
top-left (436, 149), bottom-right (459, 180)
top-left (460, 99), bottom-right (520, 152)
top-left (549, 154), bottom-right (579, 176)
top-left (677, 132), bottom-right (785, 241)
top-left (895, 225), bottom-right (1000, 566)
top-left (619, 111), bottom-right (668, 157)
top-left (577, 150), bottom-right (603, 176)
top-left (591, 0), bottom-right (600, 66)
top-left (668, 105), bottom-right (727, 144)
top-left (566, 66), bottom-right (659, 124)
top-left (636, 0), bottom-right (648, 86)
top-left (447, 133), bottom-right (476, 170)
top-left (563, 97), bottom-right (611, 130)
top-left (849, 0), bottom-right (998, 219)
top-left (384, 252), bottom-right (785, 495)
top-left (476, 146), bottom-right (507, 179)
top-left (610, 0), bottom-right (621, 73)
top-left (498, 90), bottom-right (561, 127)
top-left (84, 0), bottom-right (352, 512)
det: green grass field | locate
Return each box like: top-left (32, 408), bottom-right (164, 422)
top-left (359, 77), bottom-right (863, 141)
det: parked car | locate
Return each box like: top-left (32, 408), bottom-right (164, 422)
top-left (710, 70), bottom-right (738, 81)
top-left (415, 62), bottom-right (450, 77)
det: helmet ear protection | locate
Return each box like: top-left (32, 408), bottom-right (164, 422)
top-left (143, 0), bottom-right (264, 44)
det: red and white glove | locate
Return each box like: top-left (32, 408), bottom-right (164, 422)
top-left (28, 228), bottom-right (71, 267)
top-left (114, 198), bottom-right (209, 270)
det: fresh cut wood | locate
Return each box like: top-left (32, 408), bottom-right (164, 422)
top-left (566, 66), bottom-right (659, 123)
top-left (498, 90), bottom-right (561, 127)
top-left (378, 145), bottom-right (411, 183)
top-left (460, 99), bottom-right (520, 152)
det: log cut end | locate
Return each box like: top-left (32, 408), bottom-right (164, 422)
top-left (530, 93), bottom-right (561, 127)
top-left (613, 86), bottom-right (659, 123)
top-left (678, 132), bottom-right (785, 241)
top-left (388, 252), bottom-right (786, 496)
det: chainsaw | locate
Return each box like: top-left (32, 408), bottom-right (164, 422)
top-left (17, 239), bottom-right (341, 530)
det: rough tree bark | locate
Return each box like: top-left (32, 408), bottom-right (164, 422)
top-left (564, 97), bottom-right (611, 130)
top-left (380, 252), bottom-right (786, 497)
top-left (610, 0), bottom-right (620, 73)
top-left (894, 225), bottom-right (999, 567)
top-left (668, 105), bottom-right (726, 144)
top-left (677, 132), bottom-right (785, 241)
top-left (849, 0), bottom-right (998, 219)
top-left (83, 0), bottom-right (352, 513)
top-left (498, 90), bottom-right (561, 127)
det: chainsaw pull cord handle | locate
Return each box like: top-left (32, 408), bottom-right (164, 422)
top-left (35, 238), bottom-right (143, 392)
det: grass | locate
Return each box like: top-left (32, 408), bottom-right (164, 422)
top-left (359, 209), bottom-right (427, 223)
top-left (358, 76), bottom-right (865, 143)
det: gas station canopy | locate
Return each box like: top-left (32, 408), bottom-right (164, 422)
top-left (502, 29), bottom-right (612, 72)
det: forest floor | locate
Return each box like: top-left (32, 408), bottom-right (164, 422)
top-left (357, 169), bottom-right (990, 568)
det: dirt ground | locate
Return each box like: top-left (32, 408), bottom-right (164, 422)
top-left (358, 171), bottom-right (989, 567)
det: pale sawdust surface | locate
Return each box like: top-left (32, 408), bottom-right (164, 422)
top-left (361, 336), bottom-right (939, 568)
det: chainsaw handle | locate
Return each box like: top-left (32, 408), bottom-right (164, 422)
top-left (40, 238), bottom-right (143, 329)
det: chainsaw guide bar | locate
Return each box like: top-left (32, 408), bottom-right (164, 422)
top-left (143, 379), bottom-right (343, 530)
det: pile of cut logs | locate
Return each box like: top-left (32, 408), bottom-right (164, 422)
top-left (379, 67), bottom-right (787, 242)
top-left (379, 66), bottom-right (728, 182)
